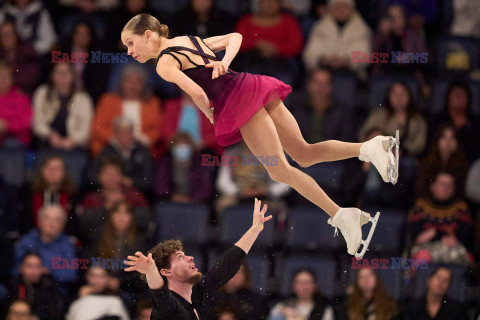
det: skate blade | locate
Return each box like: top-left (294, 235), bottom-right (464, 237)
top-left (387, 130), bottom-right (400, 185)
top-left (354, 211), bottom-right (380, 260)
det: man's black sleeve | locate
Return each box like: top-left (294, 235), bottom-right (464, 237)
top-left (150, 283), bottom-right (180, 319)
top-left (199, 245), bottom-right (246, 297)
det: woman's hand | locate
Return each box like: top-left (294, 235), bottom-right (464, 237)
top-left (206, 61), bottom-right (229, 79)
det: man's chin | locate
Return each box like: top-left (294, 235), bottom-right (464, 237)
top-left (187, 272), bottom-right (203, 285)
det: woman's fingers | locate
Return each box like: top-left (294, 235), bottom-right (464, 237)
top-left (264, 215), bottom-right (273, 222)
top-left (124, 266), bottom-right (136, 272)
top-left (127, 255), bottom-right (139, 261)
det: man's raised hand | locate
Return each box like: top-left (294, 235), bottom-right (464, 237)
top-left (252, 198), bottom-right (272, 232)
top-left (124, 251), bottom-right (156, 274)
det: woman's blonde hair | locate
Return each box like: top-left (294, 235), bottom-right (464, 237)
top-left (122, 13), bottom-right (169, 38)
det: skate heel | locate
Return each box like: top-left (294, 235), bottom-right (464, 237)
top-left (354, 211), bottom-right (381, 260)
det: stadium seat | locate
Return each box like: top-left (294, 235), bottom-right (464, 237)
top-left (413, 264), bottom-right (467, 302)
top-left (368, 75), bottom-right (421, 111)
top-left (298, 162), bottom-right (345, 193)
top-left (361, 208), bottom-right (406, 255)
top-left (34, 150), bottom-right (88, 189)
top-left (430, 78), bottom-right (480, 115)
top-left (245, 255), bottom-right (272, 295)
top-left (155, 201), bottom-right (209, 246)
top-left (279, 255), bottom-right (337, 300)
top-left (435, 36), bottom-right (480, 72)
top-left (285, 206), bottom-right (342, 251)
top-left (332, 70), bottom-right (358, 110)
top-left (219, 204), bottom-right (275, 248)
top-left (0, 147), bottom-right (25, 187)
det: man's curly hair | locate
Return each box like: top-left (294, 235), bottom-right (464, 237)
top-left (140, 239), bottom-right (183, 281)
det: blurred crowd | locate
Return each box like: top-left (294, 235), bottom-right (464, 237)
top-left (1, 0), bottom-right (480, 319)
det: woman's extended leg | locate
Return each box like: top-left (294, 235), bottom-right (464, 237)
top-left (264, 99), bottom-right (362, 167)
top-left (240, 107), bottom-right (340, 216)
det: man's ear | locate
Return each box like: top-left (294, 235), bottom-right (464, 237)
top-left (160, 268), bottom-right (171, 277)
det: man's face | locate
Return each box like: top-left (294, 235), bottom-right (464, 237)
top-left (164, 251), bottom-right (202, 285)
top-left (6, 301), bottom-right (31, 320)
top-left (332, 2), bottom-right (353, 22)
top-left (308, 70), bottom-right (332, 99)
top-left (115, 124), bottom-right (135, 148)
top-left (38, 207), bottom-right (65, 239)
top-left (430, 173), bottom-right (455, 202)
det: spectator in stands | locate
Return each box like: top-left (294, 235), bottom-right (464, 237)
top-left (171, 0), bottom-right (235, 38)
top-left (341, 267), bottom-right (399, 320)
top-left (288, 65), bottom-right (355, 144)
top-left (89, 116), bottom-right (153, 195)
top-left (0, 173), bottom-right (17, 234)
top-left (136, 299), bottom-right (152, 320)
top-left (215, 303), bottom-right (239, 320)
top-left (389, 0), bottom-right (438, 41)
top-left (465, 158), bottom-right (480, 260)
top-left (359, 81), bottom-right (427, 156)
top-left (5, 300), bottom-right (34, 320)
top-left (58, 0), bottom-right (119, 13)
top-left (372, 4), bottom-right (429, 90)
top-left (58, 21), bottom-right (110, 103)
top-left (430, 81), bottom-right (480, 163)
top-left (109, 0), bottom-right (159, 51)
top-left (303, 0), bottom-right (371, 80)
top-left (268, 268), bottom-right (334, 320)
top-left (405, 266), bottom-right (468, 320)
top-left (215, 140), bottom-right (289, 217)
top-left (91, 64), bottom-right (162, 157)
top-left (235, 0), bottom-right (303, 84)
top-left (32, 62), bottom-right (94, 151)
top-left (341, 127), bottom-right (416, 210)
top-left (450, 0), bottom-right (480, 38)
top-left (0, 21), bottom-right (39, 95)
top-left (9, 253), bottom-right (63, 320)
top-left (408, 171), bottom-right (473, 265)
top-left (154, 132), bottom-right (214, 203)
top-left (0, 60), bottom-right (32, 148)
top-left (0, 0), bottom-right (57, 56)
top-left (94, 201), bottom-right (148, 314)
top-left (416, 125), bottom-right (468, 198)
top-left (161, 93), bottom-right (224, 158)
top-left (31, 154), bottom-right (75, 227)
top-left (466, 158), bottom-right (480, 204)
top-left (13, 205), bottom-right (78, 286)
top-left (206, 263), bottom-right (268, 320)
top-left (66, 266), bottom-right (130, 320)
top-left (81, 157), bottom-right (149, 211)
top-left (250, 0), bottom-right (312, 17)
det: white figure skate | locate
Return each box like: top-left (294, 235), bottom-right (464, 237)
top-left (359, 130), bottom-right (400, 185)
top-left (328, 208), bottom-right (380, 259)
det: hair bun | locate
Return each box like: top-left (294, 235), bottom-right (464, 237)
top-left (160, 24), bottom-right (169, 38)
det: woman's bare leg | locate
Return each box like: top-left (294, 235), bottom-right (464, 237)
top-left (265, 99), bottom-right (362, 167)
top-left (240, 108), bottom-right (339, 216)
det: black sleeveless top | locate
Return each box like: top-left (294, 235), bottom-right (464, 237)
top-left (156, 35), bottom-right (240, 102)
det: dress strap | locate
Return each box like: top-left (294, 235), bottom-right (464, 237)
top-left (187, 35), bottom-right (211, 64)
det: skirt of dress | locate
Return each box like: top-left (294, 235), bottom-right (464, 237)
top-left (212, 72), bottom-right (292, 147)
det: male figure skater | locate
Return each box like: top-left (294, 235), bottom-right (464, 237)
top-left (124, 198), bottom-right (271, 319)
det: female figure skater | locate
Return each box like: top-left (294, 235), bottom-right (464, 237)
top-left (120, 13), bottom-right (399, 258)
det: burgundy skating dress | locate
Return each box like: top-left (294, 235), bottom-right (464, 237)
top-left (157, 35), bottom-right (292, 147)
